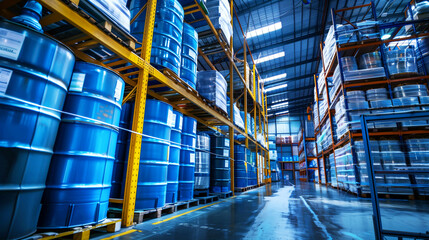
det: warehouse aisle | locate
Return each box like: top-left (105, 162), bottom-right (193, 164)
top-left (96, 182), bottom-right (429, 240)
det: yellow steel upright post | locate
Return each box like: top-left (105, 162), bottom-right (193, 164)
top-left (122, 0), bottom-right (157, 227)
top-left (243, 39), bottom-right (249, 149)
top-left (229, 0), bottom-right (235, 195)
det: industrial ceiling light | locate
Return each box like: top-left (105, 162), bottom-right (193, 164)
top-left (254, 52), bottom-right (285, 64)
top-left (246, 22), bottom-right (282, 39)
top-left (381, 34), bottom-right (391, 40)
top-left (265, 83), bottom-right (287, 92)
top-left (276, 110), bottom-right (289, 115)
top-left (270, 102), bottom-right (289, 109)
top-left (262, 73), bottom-right (287, 83)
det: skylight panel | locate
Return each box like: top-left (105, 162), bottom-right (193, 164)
top-left (265, 83), bottom-right (287, 92)
top-left (263, 73), bottom-right (287, 83)
top-left (254, 52), bottom-right (285, 64)
top-left (246, 22), bottom-right (282, 38)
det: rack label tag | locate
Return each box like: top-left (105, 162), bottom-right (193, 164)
top-left (0, 28), bottom-right (24, 60)
top-left (0, 67), bottom-right (12, 95)
top-left (69, 73), bottom-right (85, 92)
top-left (114, 79), bottom-right (123, 101)
top-left (190, 153), bottom-right (195, 163)
top-left (225, 160), bottom-right (229, 168)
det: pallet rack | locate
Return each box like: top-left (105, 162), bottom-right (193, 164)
top-left (0, 0), bottom-right (270, 228)
top-left (313, 1), bottom-right (429, 196)
top-left (298, 126), bottom-right (317, 182)
top-left (277, 137), bottom-right (299, 181)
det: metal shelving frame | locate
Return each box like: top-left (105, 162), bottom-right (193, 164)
top-left (313, 0), bottom-right (429, 196)
top-left (361, 111), bottom-right (429, 240)
top-left (298, 127), bottom-right (317, 182)
top-left (277, 139), bottom-right (299, 181)
top-left (0, 0), bottom-right (269, 227)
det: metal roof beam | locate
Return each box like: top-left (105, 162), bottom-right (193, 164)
top-left (237, 31), bottom-right (321, 59)
top-left (236, 0), bottom-right (282, 16)
top-left (260, 57), bottom-right (319, 78)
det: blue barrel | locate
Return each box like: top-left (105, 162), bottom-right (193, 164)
top-left (210, 135), bottom-right (231, 193)
top-left (131, 99), bottom-right (173, 209)
top-left (130, 0), bottom-right (184, 75)
top-left (194, 133), bottom-right (210, 190)
top-left (0, 6), bottom-right (75, 238)
top-left (234, 145), bottom-right (248, 188)
top-left (38, 62), bottom-right (124, 228)
top-left (166, 110), bottom-right (183, 204)
top-left (180, 23), bottom-right (198, 88)
top-left (110, 101), bottom-right (134, 198)
top-left (178, 116), bottom-right (197, 201)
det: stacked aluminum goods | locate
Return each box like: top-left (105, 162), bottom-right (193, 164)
top-left (179, 116), bottom-right (197, 201)
top-left (0, 2), bottom-right (75, 238)
top-left (130, 0), bottom-right (184, 75)
top-left (180, 23), bottom-right (198, 89)
top-left (134, 99), bottom-right (173, 209)
top-left (234, 145), bottom-right (248, 188)
top-left (39, 62), bottom-right (125, 228)
top-left (166, 110), bottom-right (183, 203)
top-left (197, 71), bottom-right (228, 113)
top-left (205, 0), bottom-right (232, 45)
top-left (81, 0), bottom-right (131, 32)
top-left (210, 135), bottom-right (231, 193)
top-left (194, 133), bottom-right (210, 191)
top-left (110, 101), bottom-right (134, 198)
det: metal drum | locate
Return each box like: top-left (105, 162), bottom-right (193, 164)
top-left (210, 135), bottom-right (231, 193)
top-left (195, 133), bottom-right (210, 190)
top-left (166, 110), bottom-right (183, 204)
top-left (180, 23), bottom-right (198, 89)
top-left (234, 145), bottom-right (248, 188)
top-left (179, 116), bottom-right (197, 201)
top-left (134, 99), bottom-right (173, 209)
top-left (130, 0), bottom-right (184, 74)
top-left (110, 101), bottom-right (134, 198)
top-left (39, 62), bottom-right (124, 228)
top-left (0, 3), bottom-right (75, 238)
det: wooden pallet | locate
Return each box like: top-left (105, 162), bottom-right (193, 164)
top-left (26, 219), bottom-right (121, 240)
top-left (211, 191), bottom-right (233, 199)
top-left (196, 195), bottom-right (220, 205)
top-left (194, 189), bottom-right (210, 197)
top-left (175, 199), bottom-right (200, 211)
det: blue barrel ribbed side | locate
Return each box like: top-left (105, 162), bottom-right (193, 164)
top-left (110, 101), bottom-right (134, 199)
top-left (194, 133), bottom-right (210, 190)
top-left (166, 110), bottom-right (183, 204)
top-left (130, 0), bottom-right (184, 75)
top-left (234, 145), bottom-right (248, 188)
top-left (210, 135), bottom-right (231, 193)
top-left (131, 99), bottom-right (173, 210)
top-left (0, 18), bottom-right (75, 239)
top-left (178, 116), bottom-right (197, 201)
top-left (180, 23), bottom-right (198, 89)
top-left (39, 62), bottom-right (124, 229)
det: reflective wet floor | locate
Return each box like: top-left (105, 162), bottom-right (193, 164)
top-left (95, 182), bottom-right (429, 240)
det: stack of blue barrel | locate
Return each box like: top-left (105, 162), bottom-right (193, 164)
top-left (133, 99), bottom-right (173, 209)
top-left (234, 145), bottom-right (248, 189)
top-left (179, 116), bottom-right (197, 201)
top-left (194, 133), bottom-right (211, 192)
top-left (167, 110), bottom-right (183, 203)
top-left (111, 102), bottom-right (134, 199)
top-left (0, 2), bottom-right (75, 237)
top-left (130, 0), bottom-right (184, 75)
top-left (180, 23), bottom-right (198, 88)
top-left (210, 135), bottom-right (231, 193)
top-left (39, 62), bottom-right (125, 228)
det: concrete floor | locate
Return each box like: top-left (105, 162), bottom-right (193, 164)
top-left (95, 182), bottom-right (429, 240)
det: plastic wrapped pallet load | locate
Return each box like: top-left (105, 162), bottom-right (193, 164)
top-left (386, 46), bottom-right (418, 76)
top-left (205, 0), bottom-right (233, 46)
top-left (197, 71), bottom-right (228, 113)
top-left (82, 0), bottom-right (130, 32)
